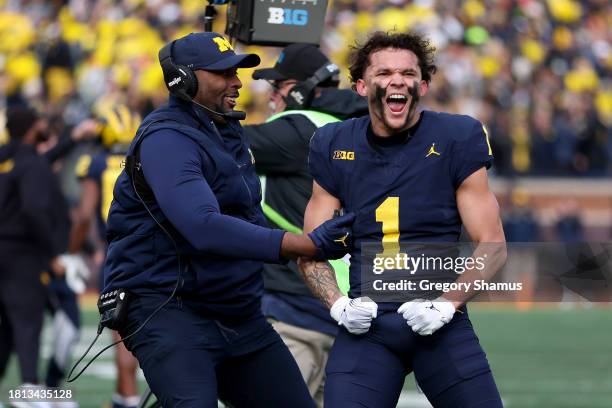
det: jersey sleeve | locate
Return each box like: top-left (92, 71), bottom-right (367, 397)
top-left (75, 153), bottom-right (105, 183)
top-left (452, 120), bottom-right (493, 189)
top-left (308, 125), bottom-right (340, 198)
top-left (140, 130), bottom-right (285, 263)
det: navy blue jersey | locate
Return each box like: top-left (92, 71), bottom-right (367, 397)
top-left (308, 111), bottom-right (492, 298)
top-left (75, 152), bottom-right (124, 240)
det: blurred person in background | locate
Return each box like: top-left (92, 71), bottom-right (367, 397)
top-left (0, 105), bottom-right (69, 394)
top-left (245, 44), bottom-right (368, 406)
top-left (38, 116), bottom-right (99, 394)
top-left (555, 199), bottom-right (584, 243)
top-left (503, 187), bottom-right (540, 242)
top-left (69, 105), bottom-right (143, 408)
top-left (503, 187), bottom-right (540, 306)
top-left (549, 200), bottom-right (611, 303)
top-left (0, 104), bottom-right (101, 397)
top-left (537, 199), bottom-right (595, 304)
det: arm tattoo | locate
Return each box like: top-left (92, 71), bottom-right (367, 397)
top-left (299, 260), bottom-right (341, 308)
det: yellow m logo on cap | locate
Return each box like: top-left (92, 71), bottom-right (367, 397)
top-left (213, 37), bottom-right (234, 52)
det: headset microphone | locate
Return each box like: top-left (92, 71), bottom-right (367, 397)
top-left (223, 110), bottom-right (247, 120)
top-left (191, 99), bottom-right (246, 121)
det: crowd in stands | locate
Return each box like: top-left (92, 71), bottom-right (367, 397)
top-left (0, 0), bottom-right (610, 178)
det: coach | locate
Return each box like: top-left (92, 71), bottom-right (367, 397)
top-left (102, 32), bottom-right (354, 407)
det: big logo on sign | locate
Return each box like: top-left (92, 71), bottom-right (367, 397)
top-left (267, 7), bottom-right (308, 25)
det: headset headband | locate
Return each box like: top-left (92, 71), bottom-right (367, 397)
top-left (284, 62), bottom-right (340, 110)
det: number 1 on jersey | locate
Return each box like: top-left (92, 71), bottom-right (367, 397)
top-left (376, 196), bottom-right (400, 257)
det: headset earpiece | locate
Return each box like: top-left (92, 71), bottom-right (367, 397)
top-left (283, 82), bottom-right (315, 110)
top-left (159, 41), bottom-right (198, 101)
top-left (283, 63), bottom-right (340, 110)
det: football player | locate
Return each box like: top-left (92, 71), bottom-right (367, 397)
top-left (299, 31), bottom-right (507, 407)
top-left (71, 105), bottom-right (142, 408)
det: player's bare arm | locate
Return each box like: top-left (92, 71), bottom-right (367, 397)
top-left (445, 166), bottom-right (507, 307)
top-left (299, 181), bottom-right (377, 335)
top-left (69, 179), bottom-right (99, 253)
top-left (297, 260), bottom-right (342, 309)
top-left (298, 180), bottom-right (343, 308)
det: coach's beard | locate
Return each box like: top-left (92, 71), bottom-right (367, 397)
top-left (371, 83), bottom-right (420, 134)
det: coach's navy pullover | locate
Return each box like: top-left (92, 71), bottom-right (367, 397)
top-left (103, 96), bottom-right (285, 320)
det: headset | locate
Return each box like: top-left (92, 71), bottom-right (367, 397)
top-left (283, 62), bottom-right (340, 110)
top-left (158, 41), bottom-right (246, 120)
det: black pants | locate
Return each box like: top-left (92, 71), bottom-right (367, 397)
top-left (0, 253), bottom-right (47, 384)
top-left (121, 293), bottom-right (315, 408)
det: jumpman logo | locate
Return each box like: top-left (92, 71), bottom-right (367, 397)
top-left (334, 233), bottom-right (349, 247)
top-left (426, 143), bottom-right (441, 157)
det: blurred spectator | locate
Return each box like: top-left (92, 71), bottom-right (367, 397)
top-left (502, 187), bottom-right (539, 305)
top-left (550, 200), bottom-right (611, 302)
top-left (36, 115), bottom-right (98, 392)
top-left (0, 105), bottom-right (68, 390)
top-left (503, 187), bottom-right (540, 242)
top-left (555, 199), bottom-right (584, 242)
top-left (69, 105), bottom-right (142, 408)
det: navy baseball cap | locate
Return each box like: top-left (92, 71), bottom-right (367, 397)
top-left (172, 32), bottom-right (260, 71)
top-left (252, 43), bottom-right (330, 81)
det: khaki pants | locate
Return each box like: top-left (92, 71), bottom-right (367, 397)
top-left (268, 318), bottom-right (335, 407)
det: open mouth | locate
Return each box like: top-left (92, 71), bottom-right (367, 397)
top-left (385, 93), bottom-right (408, 114)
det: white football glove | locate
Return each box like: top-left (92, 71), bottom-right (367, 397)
top-left (58, 254), bottom-right (91, 294)
top-left (397, 297), bottom-right (456, 336)
top-left (330, 296), bottom-right (378, 335)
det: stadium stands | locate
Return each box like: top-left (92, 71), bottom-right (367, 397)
top-left (0, 0), bottom-right (609, 177)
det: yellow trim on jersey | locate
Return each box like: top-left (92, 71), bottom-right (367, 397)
top-left (101, 155), bottom-right (124, 223)
top-left (74, 155), bottom-right (92, 178)
top-left (482, 125), bottom-right (493, 156)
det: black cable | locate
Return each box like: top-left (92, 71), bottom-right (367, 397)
top-left (67, 121), bottom-right (184, 382)
top-left (65, 330), bottom-right (100, 382)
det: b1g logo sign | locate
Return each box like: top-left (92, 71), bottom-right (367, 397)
top-left (244, 0), bottom-right (326, 45)
top-left (267, 7), bottom-right (309, 26)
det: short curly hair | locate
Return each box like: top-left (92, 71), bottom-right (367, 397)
top-left (349, 31), bottom-right (437, 89)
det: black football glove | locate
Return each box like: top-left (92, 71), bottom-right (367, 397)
top-left (308, 211), bottom-right (355, 261)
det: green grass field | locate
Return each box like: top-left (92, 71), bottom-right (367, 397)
top-left (1, 305), bottom-right (611, 407)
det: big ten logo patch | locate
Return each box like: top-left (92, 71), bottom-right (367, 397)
top-left (267, 7), bottom-right (309, 26)
top-left (333, 150), bottom-right (355, 160)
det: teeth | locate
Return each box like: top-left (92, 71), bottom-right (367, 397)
top-left (388, 94), bottom-right (407, 101)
